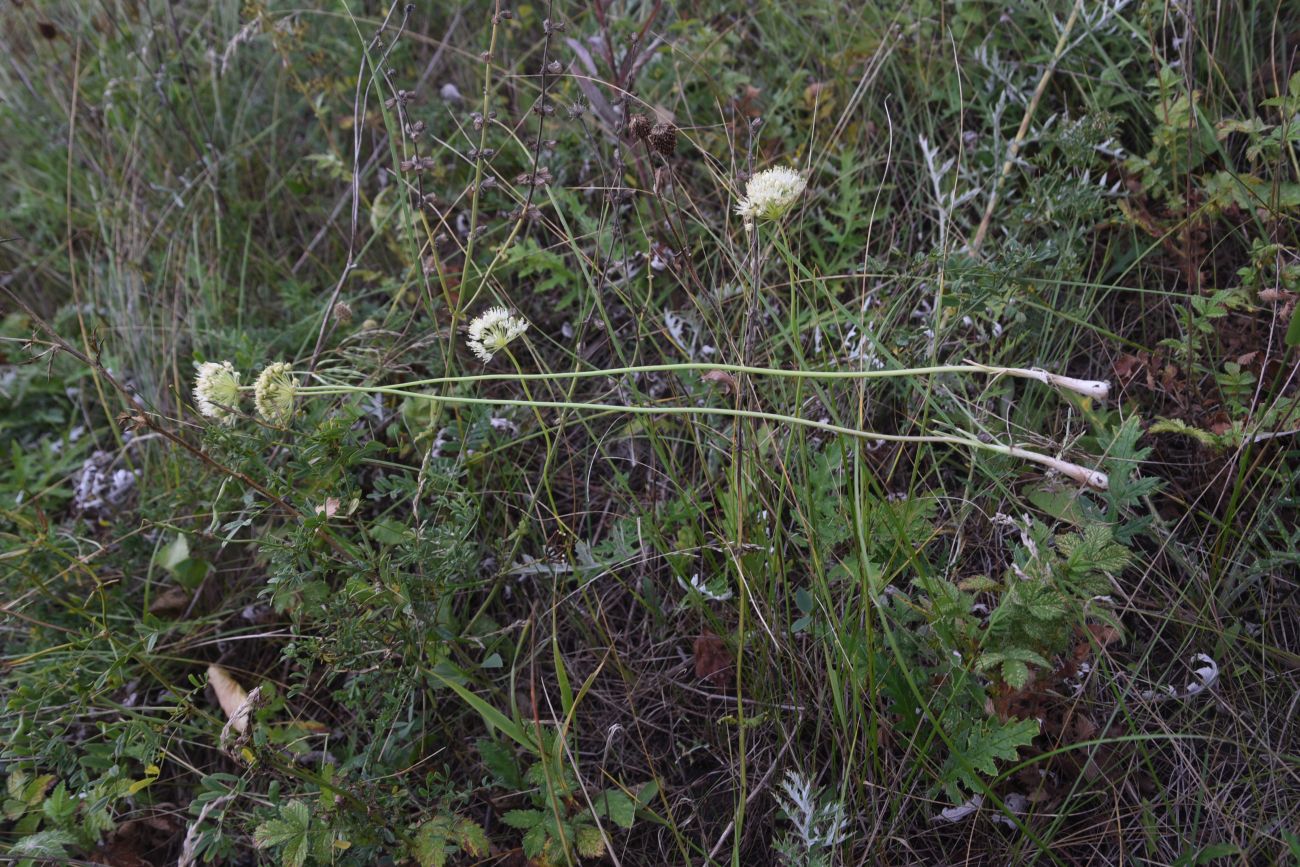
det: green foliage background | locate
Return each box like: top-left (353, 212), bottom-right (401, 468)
top-left (2, 0), bottom-right (1299, 864)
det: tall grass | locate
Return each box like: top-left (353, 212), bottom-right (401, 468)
top-left (2, 1), bottom-right (1299, 865)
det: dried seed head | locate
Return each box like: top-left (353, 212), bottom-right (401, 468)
top-left (648, 122), bottom-right (677, 157)
top-left (627, 114), bottom-right (652, 140)
top-left (333, 301), bottom-right (354, 325)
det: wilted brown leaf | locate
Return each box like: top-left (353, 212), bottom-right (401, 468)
top-left (1113, 353), bottom-right (1143, 380)
top-left (148, 585), bottom-right (191, 619)
top-left (701, 370), bottom-right (738, 394)
top-left (693, 633), bottom-right (732, 687)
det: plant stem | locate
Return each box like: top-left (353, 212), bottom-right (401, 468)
top-left (294, 361), bottom-right (1108, 397)
top-left (301, 384), bottom-right (1109, 489)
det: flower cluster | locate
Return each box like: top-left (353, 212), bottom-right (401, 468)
top-left (466, 307), bottom-right (529, 363)
top-left (253, 362), bottom-right (297, 423)
top-left (191, 360), bottom-right (298, 426)
top-left (192, 361), bottom-right (242, 424)
top-left (735, 165), bottom-right (806, 231)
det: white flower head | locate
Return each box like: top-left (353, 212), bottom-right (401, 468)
top-left (676, 573), bottom-right (734, 602)
top-left (253, 362), bottom-right (296, 424)
top-left (193, 361), bottom-right (242, 424)
top-left (467, 306), bottom-right (528, 363)
top-left (736, 165), bottom-right (806, 231)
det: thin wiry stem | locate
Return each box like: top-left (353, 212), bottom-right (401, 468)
top-left (294, 361), bottom-right (1108, 398)
top-left (298, 384), bottom-right (1109, 489)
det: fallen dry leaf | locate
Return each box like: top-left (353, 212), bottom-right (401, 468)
top-left (148, 585), bottom-right (191, 618)
top-left (1113, 353), bottom-right (1143, 380)
top-left (693, 633), bottom-right (732, 687)
top-left (207, 664), bottom-right (249, 734)
top-left (701, 370), bottom-right (738, 394)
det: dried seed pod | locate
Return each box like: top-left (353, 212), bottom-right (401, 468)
top-left (627, 114), bottom-right (652, 140)
top-left (648, 122), bottom-right (677, 156)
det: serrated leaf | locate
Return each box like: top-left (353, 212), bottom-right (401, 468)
top-left (957, 575), bottom-right (999, 593)
top-left (521, 822), bottom-right (547, 858)
top-left (1058, 525), bottom-right (1130, 578)
top-left (411, 818), bottom-right (451, 867)
top-left (1002, 659), bottom-right (1030, 690)
top-left (254, 800), bottom-right (312, 863)
top-left (283, 833), bottom-right (311, 867)
top-left (575, 824), bottom-right (606, 858)
top-left (963, 718), bottom-right (1039, 777)
top-left (8, 828), bottom-right (76, 858)
top-left (500, 808), bottom-right (543, 830)
top-left (42, 782), bottom-right (76, 826)
top-left (477, 738), bottom-right (522, 789)
top-left (456, 817), bottom-right (489, 856)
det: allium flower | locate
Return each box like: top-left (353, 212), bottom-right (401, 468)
top-left (466, 307), bottom-right (528, 363)
top-left (735, 165), bottom-right (806, 231)
top-left (253, 362), bottom-right (296, 423)
top-left (193, 361), bottom-right (242, 424)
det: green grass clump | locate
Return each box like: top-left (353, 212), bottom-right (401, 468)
top-left (3, 1), bottom-right (1300, 865)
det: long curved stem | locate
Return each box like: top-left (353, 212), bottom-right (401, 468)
top-left (294, 361), bottom-right (1108, 398)
top-left (301, 384), bottom-right (1109, 489)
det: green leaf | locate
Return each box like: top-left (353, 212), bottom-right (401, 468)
top-left (411, 818), bottom-right (451, 867)
top-left (1002, 659), bottom-right (1030, 690)
top-left (8, 828), bottom-right (76, 858)
top-left (593, 788), bottom-right (636, 829)
top-left (430, 669), bottom-right (534, 752)
top-left (456, 818), bottom-right (489, 856)
top-left (634, 780), bottom-right (660, 807)
top-left (500, 809), bottom-right (544, 830)
top-left (521, 822), bottom-right (548, 858)
top-left (1287, 305), bottom-right (1300, 347)
top-left (284, 834), bottom-right (311, 867)
top-left (156, 534), bottom-right (190, 573)
top-left (42, 782), bottom-right (76, 827)
top-left (254, 800), bottom-right (313, 867)
top-left (964, 718), bottom-right (1039, 777)
top-left (575, 824), bottom-right (607, 858)
top-left (477, 738), bottom-right (523, 789)
top-left (1058, 525), bottom-right (1130, 578)
top-left (370, 517), bottom-right (412, 545)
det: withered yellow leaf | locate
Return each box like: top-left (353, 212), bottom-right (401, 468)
top-left (207, 664), bottom-right (249, 733)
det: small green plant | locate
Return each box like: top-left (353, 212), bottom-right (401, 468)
top-left (409, 811), bottom-right (489, 867)
top-left (771, 770), bottom-right (849, 867)
top-left (253, 801), bottom-right (340, 867)
top-left (482, 732), bottom-right (657, 866)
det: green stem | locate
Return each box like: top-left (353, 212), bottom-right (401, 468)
top-left (298, 384), bottom-right (1109, 488)
top-left (292, 361), bottom-right (1103, 392)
